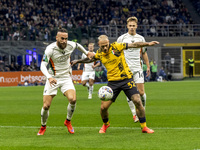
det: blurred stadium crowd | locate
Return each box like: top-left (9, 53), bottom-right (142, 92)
top-left (0, 0), bottom-right (199, 41)
top-left (0, 0), bottom-right (199, 83)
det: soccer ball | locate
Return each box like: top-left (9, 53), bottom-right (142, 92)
top-left (98, 86), bottom-right (113, 101)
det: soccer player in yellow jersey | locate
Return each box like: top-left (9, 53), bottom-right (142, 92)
top-left (71, 35), bottom-right (159, 134)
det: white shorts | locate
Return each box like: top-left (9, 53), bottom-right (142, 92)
top-left (43, 77), bottom-right (75, 95)
top-left (81, 71), bottom-right (95, 81)
top-left (133, 70), bottom-right (144, 83)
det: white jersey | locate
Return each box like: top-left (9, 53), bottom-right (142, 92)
top-left (42, 41), bottom-right (81, 78)
top-left (81, 52), bottom-right (95, 72)
top-left (117, 33), bottom-right (146, 73)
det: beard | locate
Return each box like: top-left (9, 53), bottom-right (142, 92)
top-left (57, 41), bottom-right (67, 49)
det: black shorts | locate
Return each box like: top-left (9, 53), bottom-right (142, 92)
top-left (107, 78), bottom-right (139, 102)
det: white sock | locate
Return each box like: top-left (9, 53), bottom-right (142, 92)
top-left (85, 82), bottom-right (89, 88)
top-left (41, 107), bottom-right (49, 126)
top-left (141, 93), bottom-right (146, 109)
top-left (89, 85), bottom-right (93, 95)
top-left (127, 97), bottom-right (136, 116)
top-left (67, 103), bottom-right (76, 120)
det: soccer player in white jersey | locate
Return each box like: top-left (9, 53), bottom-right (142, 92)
top-left (77, 43), bottom-right (100, 99)
top-left (117, 17), bottom-right (150, 123)
top-left (37, 28), bottom-right (93, 135)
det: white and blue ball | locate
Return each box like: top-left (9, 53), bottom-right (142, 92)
top-left (98, 86), bottom-right (113, 101)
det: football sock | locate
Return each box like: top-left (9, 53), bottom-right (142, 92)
top-left (41, 107), bottom-right (49, 126)
top-left (141, 93), bottom-right (146, 108)
top-left (67, 103), bottom-right (76, 120)
top-left (103, 118), bottom-right (109, 125)
top-left (85, 82), bottom-right (89, 88)
top-left (89, 85), bottom-right (93, 95)
top-left (139, 117), bottom-right (147, 129)
top-left (127, 97), bottom-right (136, 116)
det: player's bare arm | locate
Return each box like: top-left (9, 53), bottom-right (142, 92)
top-left (71, 57), bottom-right (96, 66)
top-left (76, 43), bottom-right (95, 59)
top-left (128, 41), bottom-right (159, 48)
top-left (142, 52), bottom-right (150, 77)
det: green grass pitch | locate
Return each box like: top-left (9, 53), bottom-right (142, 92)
top-left (0, 80), bottom-right (200, 150)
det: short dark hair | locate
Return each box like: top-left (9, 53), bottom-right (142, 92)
top-left (57, 28), bottom-right (68, 33)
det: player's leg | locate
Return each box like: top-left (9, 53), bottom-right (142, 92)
top-left (41, 95), bottom-right (55, 124)
top-left (88, 72), bottom-right (95, 99)
top-left (82, 72), bottom-right (90, 98)
top-left (99, 100), bottom-right (112, 133)
top-left (82, 80), bottom-right (90, 89)
top-left (127, 71), bottom-right (144, 122)
top-left (38, 80), bottom-right (58, 135)
top-left (62, 77), bottom-right (76, 134)
top-left (99, 81), bottom-right (120, 133)
top-left (88, 78), bottom-right (94, 99)
top-left (82, 72), bottom-right (89, 88)
top-left (131, 94), bottom-right (154, 133)
top-left (37, 95), bottom-right (55, 135)
top-left (126, 97), bottom-right (138, 122)
top-left (136, 83), bottom-right (146, 109)
top-left (82, 80), bottom-right (88, 87)
top-left (63, 89), bottom-right (76, 134)
top-left (64, 89), bottom-right (76, 119)
top-left (124, 78), bottom-right (154, 133)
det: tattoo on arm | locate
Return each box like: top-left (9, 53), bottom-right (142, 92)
top-left (78, 57), bottom-right (96, 63)
top-left (129, 42), bottom-right (149, 48)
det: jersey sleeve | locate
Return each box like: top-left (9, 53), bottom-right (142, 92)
top-left (40, 47), bottom-right (53, 79)
top-left (114, 42), bottom-right (128, 52)
top-left (76, 43), bottom-right (89, 55)
top-left (141, 36), bottom-right (147, 54)
top-left (42, 47), bottom-right (52, 63)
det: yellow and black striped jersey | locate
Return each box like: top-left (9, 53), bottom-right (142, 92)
top-left (94, 42), bottom-right (133, 81)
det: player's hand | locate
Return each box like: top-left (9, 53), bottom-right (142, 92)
top-left (71, 60), bottom-right (78, 66)
top-left (87, 52), bottom-right (95, 60)
top-left (146, 67), bottom-right (150, 77)
top-left (48, 77), bottom-right (57, 87)
top-left (148, 41), bottom-right (159, 46)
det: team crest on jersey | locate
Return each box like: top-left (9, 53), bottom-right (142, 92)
top-left (111, 49), bottom-right (120, 57)
top-left (111, 50), bottom-right (115, 55)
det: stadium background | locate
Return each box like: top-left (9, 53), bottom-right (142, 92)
top-left (0, 0), bottom-right (200, 86)
top-left (0, 1), bottom-right (200, 150)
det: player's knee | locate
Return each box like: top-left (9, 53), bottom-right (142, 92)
top-left (43, 104), bottom-right (50, 110)
top-left (139, 91), bottom-right (145, 96)
top-left (68, 97), bottom-right (76, 104)
top-left (100, 105), bottom-right (108, 112)
top-left (138, 89), bottom-right (145, 96)
top-left (131, 94), bottom-right (142, 107)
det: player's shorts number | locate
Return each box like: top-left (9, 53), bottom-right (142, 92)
top-left (138, 71), bottom-right (144, 78)
top-left (127, 81), bottom-right (136, 89)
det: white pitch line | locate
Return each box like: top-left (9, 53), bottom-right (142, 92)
top-left (0, 126), bottom-right (200, 130)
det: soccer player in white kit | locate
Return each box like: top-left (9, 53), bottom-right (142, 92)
top-left (37, 28), bottom-right (93, 135)
top-left (117, 17), bottom-right (150, 122)
top-left (77, 43), bottom-right (100, 99)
